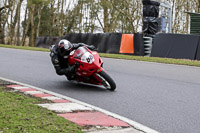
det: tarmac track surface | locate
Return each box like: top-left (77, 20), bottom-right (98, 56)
top-left (1, 47), bottom-right (200, 133)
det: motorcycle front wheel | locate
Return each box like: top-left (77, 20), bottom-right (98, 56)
top-left (97, 70), bottom-right (116, 91)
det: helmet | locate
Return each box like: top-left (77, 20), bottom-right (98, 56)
top-left (58, 39), bottom-right (72, 56)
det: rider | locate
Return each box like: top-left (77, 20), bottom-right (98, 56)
top-left (50, 39), bottom-right (95, 80)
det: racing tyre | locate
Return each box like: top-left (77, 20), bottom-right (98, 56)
top-left (98, 70), bottom-right (116, 91)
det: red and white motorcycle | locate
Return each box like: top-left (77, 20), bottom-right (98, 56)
top-left (68, 46), bottom-right (116, 91)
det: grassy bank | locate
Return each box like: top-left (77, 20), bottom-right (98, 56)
top-left (99, 53), bottom-right (200, 67)
top-left (0, 85), bottom-right (83, 133)
top-left (0, 44), bottom-right (49, 52)
top-left (1, 44), bottom-right (200, 67)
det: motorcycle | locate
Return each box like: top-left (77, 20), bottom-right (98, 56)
top-left (68, 46), bottom-right (116, 91)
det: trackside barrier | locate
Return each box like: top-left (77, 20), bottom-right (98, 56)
top-left (35, 36), bottom-right (60, 48)
top-left (151, 33), bottom-right (200, 60)
top-left (35, 33), bottom-right (144, 56)
top-left (143, 37), bottom-right (153, 56)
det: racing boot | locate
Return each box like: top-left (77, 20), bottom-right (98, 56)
top-left (66, 64), bottom-right (79, 80)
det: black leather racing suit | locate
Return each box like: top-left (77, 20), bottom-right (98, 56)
top-left (50, 43), bottom-right (95, 79)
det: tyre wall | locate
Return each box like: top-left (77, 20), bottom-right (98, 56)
top-left (151, 33), bottom-right (200, 60)
top-left (35, 33), bottom-right (144, 56)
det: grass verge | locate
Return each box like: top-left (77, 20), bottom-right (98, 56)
top-left (99, 53), bottom-right (200, 67)
top-left (0, 85), bottom-right (83, 133)
top-left (0, 44), bottom-right (49, 52)
top-left (1, 44), bottom-right (200, 67)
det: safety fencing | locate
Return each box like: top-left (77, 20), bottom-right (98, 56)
top-left (35, 33), bottom-right (144, 56)
top-left (35, 33), bottom-right (200, 60)
top-left (151, 33), bottom-right (200, 60)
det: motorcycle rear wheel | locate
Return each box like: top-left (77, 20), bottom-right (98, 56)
top-left (97, 70), bottom-right (116, 91)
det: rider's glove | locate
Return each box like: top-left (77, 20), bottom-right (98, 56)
top-left (75, 62), bottom-right (80, 68)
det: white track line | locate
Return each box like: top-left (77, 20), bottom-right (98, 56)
top-left (0, 76), bottom-right (160, 133)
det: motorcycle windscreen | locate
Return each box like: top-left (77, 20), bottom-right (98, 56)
top-left (73, 47), bottom-right (88, 59)
top-left (73, 47), bottom-right (94, 64)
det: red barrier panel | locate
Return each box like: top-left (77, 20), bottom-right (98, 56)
top-left (119, 34), bottom-right (134, 54)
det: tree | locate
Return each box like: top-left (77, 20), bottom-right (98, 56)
top-left (0, 3), bottom-right (10, 44)
top-left (27, 0), bottom-right (50, 46)
top-left (16, 0), bottom-right (23, 46)
top-left (2, 0), bottom-right (200, 47)
top-left (21, 5), bottom-right (29, 46)
top-left (49, 0), bottom-right (56, 36)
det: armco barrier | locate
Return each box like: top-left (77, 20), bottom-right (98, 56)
top-left (151, 33), bottom-right (200, 60)
top-left (35, 33), bottom-right (144, 56)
